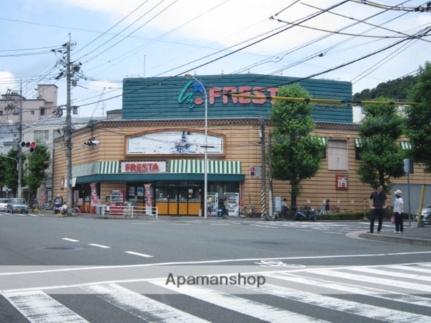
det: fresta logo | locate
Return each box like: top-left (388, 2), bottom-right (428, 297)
top-left (177, 80), bottom-right (279, 109)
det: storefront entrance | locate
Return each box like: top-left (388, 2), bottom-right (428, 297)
top-left (155, 183), bottom-right (202, 216)
top-left (126, 181), bottom-right (240, 216)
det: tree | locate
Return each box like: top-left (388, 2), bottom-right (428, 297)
top-left (270, 84), bottom-right (324, 212)
top-left (357, 98), bottom-right (404, 190)
top-left (24, 144), bottom-right (50, 201)
top-left (406, 62), bottom-right (431, 172)
top-left (2, 149), bottom-right (22, 196)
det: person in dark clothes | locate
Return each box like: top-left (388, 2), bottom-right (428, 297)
top-left (369, 185), bottom-right (387, 233)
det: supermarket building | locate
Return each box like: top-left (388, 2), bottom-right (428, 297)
top-left (53, 74), bottom-right (431, 216)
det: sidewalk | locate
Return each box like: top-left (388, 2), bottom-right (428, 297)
top-left (359, 223), bottom-right (431, 246)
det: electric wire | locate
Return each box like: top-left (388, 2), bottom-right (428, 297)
top-left (85, 0), bottom-right (232, 75)
top-left (233, 0), bottom-right (413, 74)
top-left (351, 38), bottom-right (420, 83)
top-left (274, 17), bottom-right (428, 38)
top-left (81, 0), bottom-right (180, 64)
top-left (351, 0), bottom-right (431, 12)
top-left (303, 2), bottom-right (431, 43)
top-left (74, 0), bottom-right (151, 56)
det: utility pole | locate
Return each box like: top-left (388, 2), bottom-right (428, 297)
top-left (65, 35), bottom-right (73, 215)
top-left (54, 35), bottom-right (82, 215)
top-left (260, 118), bottom-right (267, 219)
top-left (268, 130), bottom-right (274, 219)
top-left (17, 80), bottom-right (23, 198)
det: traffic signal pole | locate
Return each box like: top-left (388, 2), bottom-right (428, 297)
top-left (17, 80), bottom-right (23, 198)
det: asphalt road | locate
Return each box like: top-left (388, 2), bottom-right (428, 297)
top-left (1, 213), bottom-right (431, 322)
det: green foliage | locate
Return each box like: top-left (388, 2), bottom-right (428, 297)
top-left (24, 145), bottom-right (50, 197)
top-left (353, 74), bottom-right (418, 101)
top-left (406, 62), bottom-right (431, 172)
top-left (358, 98), bottom-right (404, 190)
top-left (2, 149), bottom-right (22, 195)
top-left (271, 84), bottom-right (324, 209)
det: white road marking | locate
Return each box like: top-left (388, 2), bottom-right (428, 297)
top-left (388, 264), bottom-right (431, 274)
top-left (2, 290), bottom-right (88, 323)
top-left (62, 238), bottom-right (79, 243)
top-left (88, 243), bottom-right (110, 249)
top-left (243, 282), bottom-right (431, 323)
top-left (348, 266), bottom-right (431, 282)
top-left (1, 252), bottom-right (431, 277)
top-left (152, 280), bottom-right (328, 323)
top-left (85, 283), bottom-right (208, 322)
top-left (268, 271), bottom-right (431, 308)
top-left (309, 269), bottom-right (431, 293)
top-left (125, 251), bottom-right (153, 258)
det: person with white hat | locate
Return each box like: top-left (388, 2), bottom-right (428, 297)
top-left (393, 189), bottom-right (404, 233)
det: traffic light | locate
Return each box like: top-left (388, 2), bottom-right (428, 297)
top-left (20, 141), bottom-right (37, 152)
top-left (84, 137), bottom-right (100, 146)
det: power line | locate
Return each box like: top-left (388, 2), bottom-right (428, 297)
top-left (272, 0), bottom-right (301, 18)
top-left (174, 0), bottom-right (352, 77)
top-left (80, 0), bottom-right (180, 64)
top-left (351, 38), bottom-right (419, 83)
top-left (75, 0), bottom-right (351, 107)
top-left (74, 0), bottom-right (151, 56)
top-left (76, 0), bottom-right (163, 61)
top-left (232, 0), bottom-right (413, 74)
top-left (0, 45), bottom-right (62, 52)
top-left (303, 2), bottom-right (431, 44)
top-left (351, 0), bottom-right (431, 12)
top-left (85, 0), bottom-right (232, 75)
top-left (274, 17), bottom-right (427, 39)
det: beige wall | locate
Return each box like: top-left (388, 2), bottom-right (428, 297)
top-left (53, 120), bottom-right (431, 212)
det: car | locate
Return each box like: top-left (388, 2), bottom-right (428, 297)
top-left (0, 198), bottom-right (9, 212)
top-left (7, 198), bottom-right (29, 214)
top-left (421, 205), bottom-right (431, 225)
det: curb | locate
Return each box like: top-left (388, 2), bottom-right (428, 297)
top-left (359, 232), bottom-right (431, 246)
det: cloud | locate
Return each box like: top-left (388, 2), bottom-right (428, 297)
top-left (87, 80), bottom-right (122, 91)
top-left (60, 0), bottom-right (374, 54)
top-left (0, 71), bottom-right (18, 94)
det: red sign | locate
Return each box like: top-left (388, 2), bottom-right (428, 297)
top-left (121, 161), bottom-right (166, 173)
top-left (336, 175), bottom-right (348, 190)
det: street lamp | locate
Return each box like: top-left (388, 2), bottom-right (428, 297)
top-left (185, 74), bottom-right (208, 219)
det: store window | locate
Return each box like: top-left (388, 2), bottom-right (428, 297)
top-left (40, 107), bottom-right (45, 116)
top-left (327, 140), bottom-right (348, 170)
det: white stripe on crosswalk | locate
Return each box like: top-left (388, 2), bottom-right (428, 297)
top-left (383, 264), bottom-right (431, 275)
top-left (242, 281), bottom-right (431, 323)
top-left (84, 283), bottom-right (208, 323)
top-left (2, 290), bottom-right (88, 323)
top-left (348, 267), bottom-right (431, 283)
top-left (152, 280), bottom-right (328, 323)
top-left (267, 272), bottom-right (431, 308)
top-left (308, 269), bottom-right (431, 293)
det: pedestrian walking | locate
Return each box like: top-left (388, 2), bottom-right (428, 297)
top-left (393, 189), bottom-right (404, 233)
top-left (369, 185), bottom-right (387, 233)
top-left (281, 198), bottom-right (289, 218)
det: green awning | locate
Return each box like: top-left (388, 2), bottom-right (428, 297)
top-left (400, 141), bottom-right (412, 150)
top-left (169, 160), bottom-right (241, 174)
top-left (76, 173), bottom-right (245, 184)
top-left (355, 138), bottom-right (363, 148)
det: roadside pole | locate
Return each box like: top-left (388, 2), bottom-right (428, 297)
top-left (17, 80), bottom-right (23, 198)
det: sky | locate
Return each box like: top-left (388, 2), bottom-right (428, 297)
top-left (0, 0), bottom-right (430, 117)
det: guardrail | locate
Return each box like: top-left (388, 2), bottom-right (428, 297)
top-left (95, 204), bottom-right (158, 219)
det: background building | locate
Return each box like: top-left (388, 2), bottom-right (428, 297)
top-left (52, 74), bottom-right (431, 215)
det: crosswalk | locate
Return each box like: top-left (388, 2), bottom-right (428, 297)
top-left (2, 262), bottom-right (431, 322)
top-left (246, 221), bottom-right (372, 234)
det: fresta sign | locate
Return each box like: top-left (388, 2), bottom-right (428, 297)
top-left (178, 80), bottom-right (279, 109)
top-left (122, 74), bottom-right (353, 123)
